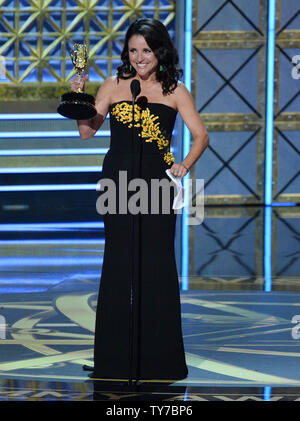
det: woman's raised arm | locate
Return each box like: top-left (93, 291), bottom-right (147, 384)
top-left (71, 76), bottom-right (114, 140)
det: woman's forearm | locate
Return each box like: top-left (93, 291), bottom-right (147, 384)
top-left (70, 74), bottom-right (105, 139)
top-left (181, 133), bottom-right (209, 170)
top-left (76, 114), bottom-right (104, 140)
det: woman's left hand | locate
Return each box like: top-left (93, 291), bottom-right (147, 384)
top-left (170, 162), bottom-right (189, 178)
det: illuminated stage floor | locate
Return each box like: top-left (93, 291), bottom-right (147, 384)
top-left (1, 287), bottom-right (300, 400)
top-left (0, 205), bottom-right (300, 401)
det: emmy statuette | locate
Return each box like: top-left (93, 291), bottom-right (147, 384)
top-left (57, 43), bottom-right (97, 120)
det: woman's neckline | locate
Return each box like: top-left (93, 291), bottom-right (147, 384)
top-left (110, 100), bottom-right (177, 113)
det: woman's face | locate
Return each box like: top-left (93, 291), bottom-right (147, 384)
top-left (128, 34), bottom-right (158, 80)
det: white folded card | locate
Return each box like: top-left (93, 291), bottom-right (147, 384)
top-left (165, 169), bottom-right (186, 210)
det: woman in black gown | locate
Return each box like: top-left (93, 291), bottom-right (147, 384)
top-left (72, 18), bottom-right (209, 382)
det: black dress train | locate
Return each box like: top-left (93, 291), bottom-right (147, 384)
top-left (93, 99), bottom-right (188, 381)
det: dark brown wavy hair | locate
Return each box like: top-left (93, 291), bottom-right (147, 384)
top-left (116, 18), bottom-right (183, 95)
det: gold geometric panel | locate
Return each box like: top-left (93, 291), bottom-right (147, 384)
top-left (273, 0), bottom-right (300, 204)
top-left (191, 0), bottom-right (268, 205)
top-left (0, 0), bottom-right (175, 100)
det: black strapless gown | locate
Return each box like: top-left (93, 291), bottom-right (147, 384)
top-left (93, 99), bottom-right (188, 381)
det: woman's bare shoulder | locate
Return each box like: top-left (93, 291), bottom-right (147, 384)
top-left (100, 75), bottom-right (119, 88)
top-left (96, 76), bottom-right (122, 100)
top-left (170, 82), bottom-right (192, 106)
top-left (103, 75), bottom-right (130, 92)
top-left (174, 81), bottom-right (190, 96)
top-left (171, 82), bottom-right (201, 121)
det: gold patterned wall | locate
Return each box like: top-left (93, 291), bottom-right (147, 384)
top-left (191, 0), bottom-right (268, 206)
top-left (0, 0), bottom-right (175, 101)
top-left (273, 0), bottom-right (300, 204)
top-left (1, 0), bottom-right (299, 206)
top-left (187, 0), bottom-right (300, 285)
top-left (191, 0), bottom-right (300, 206)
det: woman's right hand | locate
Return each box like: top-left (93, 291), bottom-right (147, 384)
top-left (70, 74), bottom-right (89, 93)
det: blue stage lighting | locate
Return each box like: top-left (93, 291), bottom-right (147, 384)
top-left (181, 0), bottom-right (193, 292)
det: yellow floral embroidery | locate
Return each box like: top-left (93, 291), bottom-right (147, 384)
top-left (164, 152), bottom-right (176, 165)
top-left (111, 102), bottom-right (175, 165)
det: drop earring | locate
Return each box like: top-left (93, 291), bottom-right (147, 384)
top-left (159, 64), bottom-right (164, 72)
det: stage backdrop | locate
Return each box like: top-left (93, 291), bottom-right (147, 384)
top-left (191, 0), bottom-right (299, 207)
top-left (0, 0), bottom-right (176, 223)
top-left (0, 1), bottom-right (298, 212)
top-left (0, 0), bottom-right (299, 287)
top-left (187, 0), bottom-right (299, 285)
